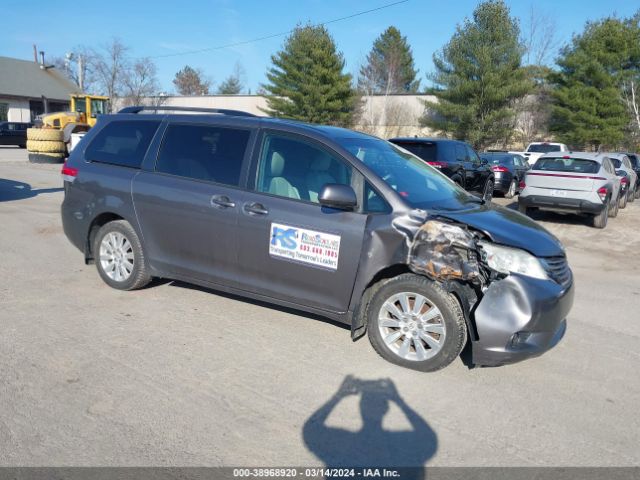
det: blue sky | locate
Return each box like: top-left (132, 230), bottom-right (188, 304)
top-left (2, 0), bottom-right (638, 94)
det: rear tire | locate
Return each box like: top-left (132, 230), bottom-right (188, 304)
top-left (619, 191), bottom-right (628, 209)
top-left (609, 195), bottom-right (619, 218)
top-left (628, 187), bottom-right (635, 203)
top-left (94, 220), bottom-right (151, 291)
top-left (366, 274), bottom-right (467, 372)
top-left (505, 179), bottom-right (517, 199)
top-left (635, 187), bottom-right (640, 200)
top-left (592, 201), bottom-right (609, 229)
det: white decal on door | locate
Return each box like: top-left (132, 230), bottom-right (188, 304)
top-left (269, 222), bottom-right (341, 270)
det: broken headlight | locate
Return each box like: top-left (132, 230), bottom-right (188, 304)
top-left (478, 241), bottom-right (548, 280)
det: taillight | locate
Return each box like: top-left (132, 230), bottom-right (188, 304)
top-left (597, 187), bottom-right (607, 203)
top-left (491, 166), bottom-right (509, 172)
top-left (620, 176), bottom-right (629, 185)
top-left (61, 162), bottom-right (78, 182)
top-left (519, 179), bottom-right (526, 189)
top-left (427, 161), bottom-right (446, 169)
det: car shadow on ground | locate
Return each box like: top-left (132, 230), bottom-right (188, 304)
top-left (0, 178), bottom-right (63, 202)
top-left (166, 280), bottom-right (350, 331)
top-left (303, 375), bottom-right (437, 477)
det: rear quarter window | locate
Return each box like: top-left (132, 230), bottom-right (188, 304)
top-left (533, 157), bottom-right (599, 174)
top-left (392, 142), bottom-right (437, 162)
top-left (85, 120), bottom-right (160, 168)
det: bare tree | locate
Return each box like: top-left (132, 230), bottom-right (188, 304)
top-left (522, 5), bottom-right (559, 66)
top-left (173, 65), bottom-right (212, 95)
top-left (121, 57), bottom-right (159, 107)
top-left (52, 46), bottom-right (97, 92)
top-left (93, 38), bottom-right (129, 111)
top-left (621, 78), bottom-right (640, 146)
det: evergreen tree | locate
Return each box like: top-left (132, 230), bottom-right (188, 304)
top-left (262, 24), bottom-right (357, 126)
top-left (217, 76), bottom-right (242, 95)
top-left (550, 18), bottom-right (638, 149)
top-left (358, 26), bottom-right (420, 94)
top-left (218, 63), bottom-right (245, 95)
top-left (421, 0), bottom-right (531, 149)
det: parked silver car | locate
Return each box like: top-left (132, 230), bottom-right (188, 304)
top-left (606, 153), bottom-right (637, 207)
top-left (518, 152), bottom-right (621, 228)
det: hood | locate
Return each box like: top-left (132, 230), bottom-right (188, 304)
top-left (433, 202), bottom-right (565, 258)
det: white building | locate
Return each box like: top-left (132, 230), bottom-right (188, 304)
top-left (0, 56), bottom-right (79, 123)
top-left (117, 93), bottom-right (437, 139)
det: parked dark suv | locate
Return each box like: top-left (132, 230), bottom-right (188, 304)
top-left (61, 107), bottom-right (573, 371)
top-left (388, 138), bottom-right (495, 202)
top-left (0, 121), bottom-right (31, 148)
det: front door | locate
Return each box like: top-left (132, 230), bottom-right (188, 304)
top-left (236, 131), bottom-right (367, 313)
top-left (132, 122), bottom-right (253, 286)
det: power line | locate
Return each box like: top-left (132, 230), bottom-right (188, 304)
top-left (150, 0), bottom-right (409, 59)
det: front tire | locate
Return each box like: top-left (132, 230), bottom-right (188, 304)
top-left (366, 274), bottom-right (467, 372)
top-left (94, 220), bottom-right (151, 290)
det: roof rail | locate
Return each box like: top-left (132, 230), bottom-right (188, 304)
top-left (118, 105), bottom-right (257, 117)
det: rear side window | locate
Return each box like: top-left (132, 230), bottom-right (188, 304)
top-left (86, 120), bottom-right (160, 168)
top-left (533, 157), bottom-right (599, 174)
top-left (393, 142), bottom-right (436, 162)
top-left (156, 124), bottom-right (250, 187)
top-left (528, 144), bottom-right (562, 153)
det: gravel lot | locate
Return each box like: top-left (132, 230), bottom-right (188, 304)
top-left (1, 145), bottom-right (639, 467)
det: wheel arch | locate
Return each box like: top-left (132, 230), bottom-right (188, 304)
top-left (84, 212), bottom-right (126, 264)
top-left (350, 263), bottom-right (412, 340)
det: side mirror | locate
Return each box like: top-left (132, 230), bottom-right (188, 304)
top-left (318, 184), bottom-right (357, 210)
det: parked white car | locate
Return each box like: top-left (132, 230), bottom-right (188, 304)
top-left (511, 142), bottom-right (569, 166)
top-left (605, 153), bottom-right (637, 207)
top-left (518, 152), bottom-right (621, 229)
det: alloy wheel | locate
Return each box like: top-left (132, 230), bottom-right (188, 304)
top-left (99, 232), bottom-right (134, 282)
top-left (377, 292), bottom-right (447, 362)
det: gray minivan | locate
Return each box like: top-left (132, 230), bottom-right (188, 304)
top-left (61, 107), bottom-right (574, 372)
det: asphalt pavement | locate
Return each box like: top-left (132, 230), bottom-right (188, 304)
top-left (1, 145), bottom-right (639, 467)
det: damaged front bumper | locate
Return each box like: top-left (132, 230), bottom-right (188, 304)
top-left (471, 273), bottom-right (573, 366)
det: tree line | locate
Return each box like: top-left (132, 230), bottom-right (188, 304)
top-left (55, 0), bottom-right (640, 150)
top-left (263, 1), bottom-right (640, 151)
top-left (55, 43), bottom-right (247, 110)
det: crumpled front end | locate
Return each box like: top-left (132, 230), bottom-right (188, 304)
top-left (397, 212), bottom-right (572, 367)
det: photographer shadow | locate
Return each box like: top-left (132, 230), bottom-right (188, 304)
top-left (303, 376), bottom-right (437, 475)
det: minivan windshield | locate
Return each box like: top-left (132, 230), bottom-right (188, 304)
top-left (336, 137), bottom-right (476, 210)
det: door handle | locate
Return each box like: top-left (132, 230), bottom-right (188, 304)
top-left (243, 202), bottom-right (269, 215)
top-left (210, 194), bottom-right (236, 209)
